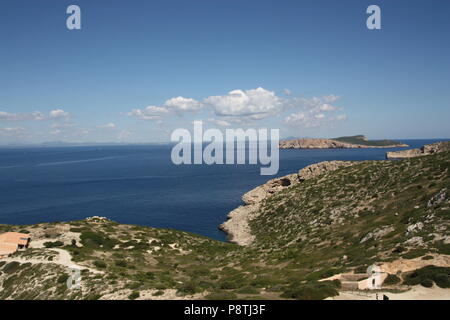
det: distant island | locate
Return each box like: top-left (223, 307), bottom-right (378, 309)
top-left (279, 135), bottom-right (409, 149)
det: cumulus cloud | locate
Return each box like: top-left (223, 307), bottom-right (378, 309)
top-left (164, 96), bottom-right (203, 112)
top-left (204, 87), bottom-right (282, 120)
top-left (49, 109), bottom-right (70, 119)
top-left (282, 94), bottom-right (345, 128)
top-left (126, 88), bottom-right (345, 130)
top-left (128, 106), bottom-right (169, 120)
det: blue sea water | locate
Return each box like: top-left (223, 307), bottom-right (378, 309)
top-left (0, 139), bottom-right (446, 241)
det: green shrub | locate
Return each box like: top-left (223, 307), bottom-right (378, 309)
top-left (80, 231), bottom-right (118, 249)
top-left (401, 249), bottom-right (428, 259)
top-left (3, 262), bottom-right (20, 274)
top-left (44, 241), bottom-right (64, 248)
top-left (434, 273), bottom-right (450, 288)
top-left (57, 274), bottom-right (69, 284)
top-left (94, 260), bottom-right (107, 268)
top-left (404, 266), bottom-right (450, 288)
top-left (219, 280), bottom-right (239, 290)
top-left (280, 281), bottom-right (339, 300)
top-left (420, 278), bottom-right (433, 288)
top-left (236, 286), bottom-right (259, 294)
top-left (152, 290), bottom-right (164, 296)
top-left (383, 274), bottom-right (401, 285)
top-left (177, 281), bottom-right (198, 295)
top-left (128, 291), bottom-right (140, 300)
top-left (115, 260), bottom-right (127, 268)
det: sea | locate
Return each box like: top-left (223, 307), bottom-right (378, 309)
top-left (0, 139), bottom-right (446, 242)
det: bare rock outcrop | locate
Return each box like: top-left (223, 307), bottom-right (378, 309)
top-left (386, 141), bottom-right (450, 159)
top-left (298, 161), bottom-right (355, 181)
top-left (427, 188), bottom-right (448, 207)
top-left (220, 161), bottom-right (356, 245)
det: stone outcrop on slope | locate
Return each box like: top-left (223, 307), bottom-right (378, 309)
top-left (220, 161), bottom-right (356, 245)
top-left (386, 141), bottom-right (450, 159)
top-left (297, 160), bottom-right (356, 181)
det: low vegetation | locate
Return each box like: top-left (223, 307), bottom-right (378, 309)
top-left (0, 146), bottom-right (449, 300)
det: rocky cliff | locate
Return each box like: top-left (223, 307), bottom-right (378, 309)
top-left (279, 137), bottom-right (408, 149)
top-left (220, 161), bottom-right (356, 245)
top-left (387, 141), bottom-right (450, 159)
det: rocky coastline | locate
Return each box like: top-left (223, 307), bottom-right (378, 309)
top-left (219, 161), bottom-right (356, 245)
top-left (386, 141), bottom-right (450, 159)
top-left (221, 141), bottom-right (449, 246)
top-left (279, 138), bottom-right (408, 149)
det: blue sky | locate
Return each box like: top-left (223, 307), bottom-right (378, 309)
top-left (1, 0), bottom-right (449, 144)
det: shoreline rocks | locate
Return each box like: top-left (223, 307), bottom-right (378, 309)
top-left (386, 141), bottom-right (450, 159)
top-left (220, 161), bottom-right (355, 245)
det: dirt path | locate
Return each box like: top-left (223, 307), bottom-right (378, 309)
top-left (1, 248), bottom-right (102, 274)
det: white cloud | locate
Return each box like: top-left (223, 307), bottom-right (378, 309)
top-left (49, 109), bottom-right (70, 119)
top-left (0, 111), bottom-right (44, 121)
top-left (128, 106), bottom-right (169, 120)
top-left (314, 113), bottom-right (325, 119)
top-left (0, 126), bottom-right (26, 134)
top-left (164, 96), bottom-right (203, 112)
top-left (285, 112), bottom-right (306, 125)
top-left (204, 87), bottom-right (282, 120)
top-left (283, 94), bottom-right (344, 128)
top-left (319, 103), bottom-right (337, 111)
top-left (323, 95), bottom-right (340, 103)
top-left (97, 122), bottom-right (116, 129)
top-left (51, 122), bottom-right (75, 129)
top-left (0, 109), bottom-right (70, 122)
top-left (283, 89), bottom-right (292, 96)
top-left (206, 118), bottom-right (232, 127)
top-left (50, 129), bottom-right (61, 135)
top-left (126, 88), bottom-right (345, 131)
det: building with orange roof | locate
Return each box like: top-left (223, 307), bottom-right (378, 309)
top-left (0, 232), bottom-right (31, 258)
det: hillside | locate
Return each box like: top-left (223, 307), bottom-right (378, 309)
top-left (279, 135), bottom-right (408, 149)
top-left (1, 143), bottom-right (449, 300)
top-left (333, 135), bottom-right (406, 147)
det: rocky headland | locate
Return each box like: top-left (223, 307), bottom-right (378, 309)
top-left (220, 161), bottom-right (356, 245)
top-left (386, 141), bottom-right (450, 159)
top-left (279, 135), bottom-right (408, 149)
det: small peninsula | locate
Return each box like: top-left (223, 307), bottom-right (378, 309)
top-left (279, 135), bottom-right (408, 149)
